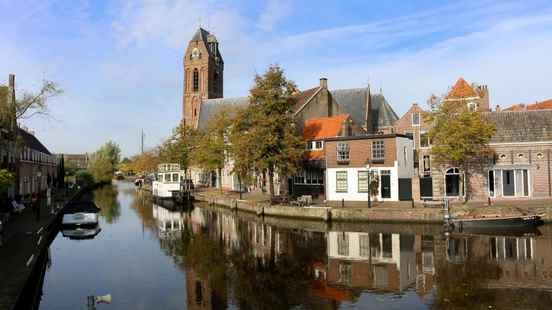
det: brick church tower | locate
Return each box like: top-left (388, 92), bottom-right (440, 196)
top-left (183, 28), bottom-right (224, 126)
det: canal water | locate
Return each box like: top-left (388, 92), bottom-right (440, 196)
top-left (35, 182), bottom-right (552, 309)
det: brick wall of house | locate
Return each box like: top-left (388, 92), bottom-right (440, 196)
top-left (325, 136), bottom-right (397, 168)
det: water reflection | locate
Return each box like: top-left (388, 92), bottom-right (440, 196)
top-left (93, 186), bottom-right (120, 223)
top-left (37, 183), bottom-right (552, 309)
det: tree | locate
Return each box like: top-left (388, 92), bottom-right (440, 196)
top-left (193, 110), bottom-right (233, 189)
top-left (87, 141), bottom-right (122, 183)
top-left (0, 169), bottom-right (13, 203)
top-left (236, 65), bottom-right (304, 198)
top-left (158, 124), bottom-right (198, 176)
top-left (131, 150), bottom-right (159, 175)
top-left (425, 100), bottom-right (496, 202)
top-left (229, 107), bottom-right (256, 197)
top-left (97, 140), bottom-right (121, 168)
top-left (15, 80), bottom-right (63, 120)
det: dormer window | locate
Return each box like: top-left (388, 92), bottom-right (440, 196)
top-left (467, 101), bottom-right (477, 112)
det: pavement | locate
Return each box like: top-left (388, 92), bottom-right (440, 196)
top-left (0, 196), bottom-right (65, 310)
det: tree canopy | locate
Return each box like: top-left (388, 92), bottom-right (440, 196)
top-left (425, 100), bottom-right (496, 201)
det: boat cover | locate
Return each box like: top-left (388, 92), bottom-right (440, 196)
top-left (63, 201), bottom-right (101, 214)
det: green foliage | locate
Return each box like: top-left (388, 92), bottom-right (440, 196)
top-left (75, 170), bottom-right (94, 188)
top-left (230, 65), bottom-right (304, 197)
top-left (193, 110), bottom-right (232, 187)
top-left (159, 124), bottom-right (198, 172)
top-left (425, 100), bottom-right (496, 201)
top-left (88, 140), bottom-right (121, 183)
top-left (0, 169), bottom-right (14, 202)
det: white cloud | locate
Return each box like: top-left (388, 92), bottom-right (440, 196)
top-left (257, 0), bottom-right (292, 32)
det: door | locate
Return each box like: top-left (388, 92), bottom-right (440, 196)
top-left (380, 173), bottom-right (391, 198)
top-left (420, 177), bottom-right (433, 198)
top-left (502, 170), bottom-right (514, 196)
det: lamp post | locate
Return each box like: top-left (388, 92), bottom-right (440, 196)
top-left (366, 163), bottom-right (371, 209)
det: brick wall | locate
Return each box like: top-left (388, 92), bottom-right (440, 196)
top-left (325, 136), bottom-right (397, 168)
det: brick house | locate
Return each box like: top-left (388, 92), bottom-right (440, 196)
top-left (292, 114), bottom-right (364, 200)
top-left (185, 29), bottom-right (400, 194)
top-left (17, 128), bottom-right (58, 197)
top-left (395, 78), bottom-right (552, 201)
top-left (324, 134), bottom-right (414, 204)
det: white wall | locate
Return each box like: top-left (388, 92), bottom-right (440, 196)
top-left (326, 165), bottom-right (399, 201)
top-left (395, 136), bottom-right (414, 179)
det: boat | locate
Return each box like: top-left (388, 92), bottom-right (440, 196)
top-left (152, 163), bottom-right (193, 207)
top-left (62, 225), bottom-right (102, 240)
top-left (62, 201), bottom-right (101, 227)
top-left (450, 214), bottom-right (543, 231)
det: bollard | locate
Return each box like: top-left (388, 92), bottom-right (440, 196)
top-left (341, 199), bottom-right (344, 208)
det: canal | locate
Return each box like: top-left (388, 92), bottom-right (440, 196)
top-left (34, 181), bottom-right (552, 309)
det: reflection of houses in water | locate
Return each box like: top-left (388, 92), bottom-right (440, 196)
top-left (446, 234), bottom-right (552, 289)
top-left (185, 268), bottom-right (227, 310)
top-left (326, 231), bottom-right (417, 292)
top-left (152, 204), bottom-right (185, 237)
top-left (415, 235), bottom-right (436, 297)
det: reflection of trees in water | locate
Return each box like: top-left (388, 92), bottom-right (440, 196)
top-left (93, 186), bottom-right (120, 223)
top-left (128, 190), bottom-right (157, 231)
top-left (157, 208), bottom-right (328, 310)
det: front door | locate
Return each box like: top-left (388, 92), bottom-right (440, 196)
top-left (380, 174), bottom-right (391, 198)
top-left (420, 177), bottom-right (433, 198)
top-left (502, 170), bottom-right (514, 196)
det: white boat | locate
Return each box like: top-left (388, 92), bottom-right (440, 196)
top-left (62, 225), bottom-right (102, 240)
top-left (62, 201), bottom-right (100, 227)
top-left (152, 163), bottom-right (193, 206)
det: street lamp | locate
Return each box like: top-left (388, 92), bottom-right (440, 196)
top-left (366, 162), bottom-right (371, 209)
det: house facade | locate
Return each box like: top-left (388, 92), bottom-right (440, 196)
top-left (324, 134), bottom-right (414, 205)
top-left (395, 78), bottom-right (552, 201)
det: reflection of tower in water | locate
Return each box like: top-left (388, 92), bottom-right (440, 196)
top-left (185, 268), bottom-right (227, 310)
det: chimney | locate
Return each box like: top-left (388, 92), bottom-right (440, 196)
top-left (9, 74), bottom-right (15, 88)
top-left (495, 105), bottom-right (501, 112)
top-left (319, 77), bottom-right (327, 89)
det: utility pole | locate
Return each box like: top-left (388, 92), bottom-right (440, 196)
top-left (140, 129), bottom-right (145, 154)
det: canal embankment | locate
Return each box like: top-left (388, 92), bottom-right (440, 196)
top-left (194, 189), bottom-right (552, 223)
top-left (0, 184), bottom-right (101, 310)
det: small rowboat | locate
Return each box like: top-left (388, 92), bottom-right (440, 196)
top-left (62, 201), bottom-right (100, 227)
top-left (452, 214), bottom-right (543, 229)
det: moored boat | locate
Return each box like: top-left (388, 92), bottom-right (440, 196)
top-left (152, 163), bottom-right (193, 207)
top-left (451, 214), bottom-right (543, 230)
top-left (62, 201), bottom-right (101, 227)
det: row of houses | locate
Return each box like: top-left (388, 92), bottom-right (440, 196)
top-left (183, 28), bottom-right (552, 204)
top-left (0, 74), bottom-right (60, 200)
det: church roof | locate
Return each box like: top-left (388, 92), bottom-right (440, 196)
top-left (482, 110), bottom-right (552, 143)
top-left (330, 88), bottom-right (399, 129)
top-left (196, 97), bottom-right (248, 131)
top-left (191, 28), bottom-right (211, 43)
top-left (446, 78), bottom-right (479, 99)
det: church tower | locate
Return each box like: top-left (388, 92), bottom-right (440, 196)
top-left (183, 28), bottom-right (224, 127)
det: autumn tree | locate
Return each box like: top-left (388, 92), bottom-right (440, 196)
top-left (425, 100), bottom-right (496, 202)
top-left (229, 107), bottom-right (256, 197)
top-left (234, 65), bottom-right (304, 198)
top-left (131, 150), bottom-right (160, 175)
top-left (193, 110), bottom-right (233, 189)
top-left (158, 124), bottom-right (198, 176)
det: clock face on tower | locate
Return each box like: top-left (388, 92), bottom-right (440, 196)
top-left (191, 48), bottom-right (200, 59)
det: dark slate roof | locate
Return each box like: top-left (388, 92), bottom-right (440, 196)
top-left (197, 97), bottom-right (249, 131)
top-left (190, 28), bottom-right (223, 61)
top-left (482, 110), bottom-right (552, 143)
top-left (17, 127), bottom-right (52, 154)
top-left (330, 88), bottom-right (399, 129)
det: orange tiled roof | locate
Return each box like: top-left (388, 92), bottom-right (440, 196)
top-left (303, 114), bottom-right (349, 140)
top-left (292, 87), bottom-right (320, 112)
top-left (446, 77), bottom-right (478, 99)
top-left (504, 99), bottom-right (552, 111)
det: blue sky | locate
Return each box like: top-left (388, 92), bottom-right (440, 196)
top-left (1, 0), bottom-right (552, 157)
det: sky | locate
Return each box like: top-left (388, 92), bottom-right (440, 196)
top-left (1, 0), bottom-right (552, 157)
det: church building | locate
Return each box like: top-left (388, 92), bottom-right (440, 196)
top-left (182, 28), bottom-right (400, 194)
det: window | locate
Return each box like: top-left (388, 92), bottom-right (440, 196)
top-left (164, 174), bottom-right (171, 182)
top-left (305, 142), bottom-right (312, 150)
top-left (337, 233), bottom-right (349, 256)
top-left (423, 155), bottom-right (431, 173)
top-left (372, 140), bottom-right (384, 161)
top-left (315, 141), bottom-right (323, 149)
top-left (172, 173), bottom-right (179, 182)
top-left (420, 132), bottom-right (431, 148)
top-left (467, 101), bottom-right (477, 111)
top-left (358, 171), bottom-right (368, 193)
top-left (336, 171), bottom-right (348, 192)
top-left (294, 170), bottom-right (323, 185)
top-left (193, 69), bottom-right (199, 92)
top-left (412, 112), bottom-right (420, 125)
top-left (359, 234), bottom-right (370, 257)
top-left (337, 142), bottom-right (350, 162)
